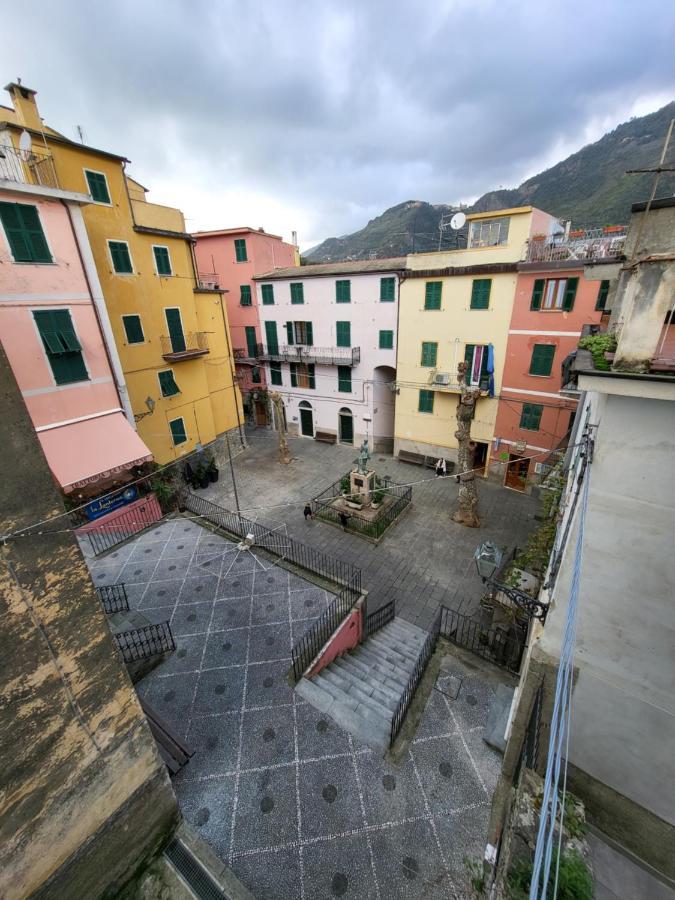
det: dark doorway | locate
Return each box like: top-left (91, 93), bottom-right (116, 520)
top-left (471, 441), bottom-right (489, 475)
top-left (505, 454), bottom-right (530, 491)
top-left (255, 401), bottom-right (268, 427)
top-left (299, 404), bottom-right (314, 437)
top-left (339, 407), bottom-right (354, 444)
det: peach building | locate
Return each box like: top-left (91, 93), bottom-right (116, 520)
top-left (193, 227), bottom-right (297, 425)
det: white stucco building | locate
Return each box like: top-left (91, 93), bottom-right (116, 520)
top-left (253, 259), bottom-right (405, 451)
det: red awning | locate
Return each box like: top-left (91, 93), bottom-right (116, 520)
top-left (37, 411), bottom-right (153, 492)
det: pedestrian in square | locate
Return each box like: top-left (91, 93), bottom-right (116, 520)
top-left (435, 458), bottom-right (447, 478)
top-left (339, 511), bottom-right (350, 531)
top-left (303, 502), bottom-right (314, 522)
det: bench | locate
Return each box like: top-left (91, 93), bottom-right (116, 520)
top-left (397, 449), bottom-right (426, 466)
top-left (315, 431), bottom-right (337, 444)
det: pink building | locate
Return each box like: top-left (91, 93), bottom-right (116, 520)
top-left (0, 151), bottom-right (152, 496)
top-left (192, 227), bottom-right (297, 425)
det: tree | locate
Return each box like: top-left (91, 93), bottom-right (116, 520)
top-left (270, 391), bottom-right (291, 464)
top-left (452, 361), bottom-right (480, 527)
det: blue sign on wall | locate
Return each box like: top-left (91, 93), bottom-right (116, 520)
top-left (84, 485), bottom-right (139, 521)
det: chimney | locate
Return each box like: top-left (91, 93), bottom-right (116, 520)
top-left (4, 82), bottom-right (42, 131)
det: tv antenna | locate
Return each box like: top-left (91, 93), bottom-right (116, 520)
top-left (76, 125), bottom-right (86, 144)
top-left (438, 211), bottom-right (466, 250)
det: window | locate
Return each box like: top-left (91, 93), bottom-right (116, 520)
top-left (33, 309), bottom-right (88, 385)
top-left (84, 169), bottom-right (111, 204)
top-left (531, 277), bottom-right (578, 311)
top-left (529, 344), bottom-right (555, 376)
top-left (165, 308), bottom-right (186, 353)
top-left (290, 283), bottom-right (304, 304)
top-left (261, 284), bottom-right (275, 305)
top-left (290, 362), bottom-right (315, 389)
top-left (421, 342), bottom-right (438, 367)
top-left (153, 245), bottom-right (172, 276)
top-left (596, 280), bottom-right (610, 311)
top-left (379, 329), bottom-right (394, 349)
top-left (338, 366), bottom-right (352, 392)
top-left (122, 314), bottom-right (144, 344)
top-left (418, 389), bottom-right (434, 413)
top-left (380, 277), bottom-right (395, 301)
top-left (234, 238), bottom-right (247, 262)
top-left (336, 320), bottom-right (351, 347)
top-left (464, 344), bottom-right (489, 386)
top-left (336, 280), bottom-right (351, 303)
top-left (470, 278), bottom-right (492, 310)
top-left (169, 417), bottom-right (187, 445)
top-left (520, 403), bottom-right (543, 431)
top-left (270, 361), bottom-right (282, 385)
top-left (286, 321), bottom-right (313, 345)
top-left (240, 284), bottom-right (252, 306)
top-left (424, 281), bottom-right (442, 310)
top-left (468, 216), bottom-right (510, 248)
top-left (158, 369), bottom-right (179, 397)
top-left (108, 240), bottom-right (133, 274)
top-left (265, 320), bottom-right (279, 355)
top-left (251, 366), bottom-right (262, 384)
top-left (0, 201), bottom-right (52, 263)
top-left (245, 325), bottom-right (258, 358)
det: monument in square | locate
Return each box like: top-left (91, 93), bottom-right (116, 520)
top-left (349, 438), bottom-right (376, 507)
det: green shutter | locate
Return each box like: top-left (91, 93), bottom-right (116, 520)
top-left (85, 170), bottom-right (111, 204)
top-left (158, 370), bottom-right (180, 397)
top-left (290, 283), bottom-right (304, 304)
top-left (0, 202), bottom-right (52, 263)
top-left (336, 280), bottom-right (351, 303)
top-left (234, 238), bottom-right (247, 262)
top-left (379, 330), bottom-right (393, 349)
top-left (109, 241), bottom-right (133, 274)
top-left (595, 280), bottom-right (609, 311)
top-left (424, 281), bottom-right (442, 310)
top-left (531, 279), bottom-right (545, 310)
top-left (290, 363), bottom-right (297, 387)
top-left (153, 246), bottom-right (172, 275)
top-left (251, 366), bottom-right (262, 384)
top-left (562, 277), bottom-right (578, 311)
top-left (336, 321), bottom-right (350, 347)
top-left (418, 389), bottom-right (434, 413)
top-left (470, 278), bottom-right (492, 309)
top-left (380, 277), bottom-right (395, 301)
top-left (245, 326), bottom-right (258, 357)
top-left (305, 321), bottom-right (313, 346)
top-left (520, 403), bottom-right (543, 431)
top-left (421, 342), bottom-right (438, 367)
top-left (165, 308), bottom-right (186, 353)
top-left (338, 366), bottom-right (352, 392)
top-left (169, 417), bottom-right (187, 445)
top-left (265, 321), bottom-right (279, 355)
top-left (286, 322), bottom-right (294, 345)
top-left (122, 315), bottom-right (144, 344)
top-left (34, 309), bottom-right (88, 385)
top-left (307, 363), bottom-right (315, 389)
top-left (240, 284), bottom-right (252, 306)
top-left (529, 344), bottom-right (555, 376)
top-left (270, 362), bottom-right (282, 385)
top-left (261, 284), bottom-right (274, 305)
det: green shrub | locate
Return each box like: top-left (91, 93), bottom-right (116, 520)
top-left (507, 851), bottom-right (593, 900)
top-left (340, 475), bottom-right (350, 494)
top-left (372, 489), bottom-right (385, 505)
top-left (578, 333), bottom-right (617, 371)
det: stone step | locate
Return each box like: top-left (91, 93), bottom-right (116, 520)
top-left (368, 629), bottom-right (422, 659)
top-left (332, 658), bottom-right (401, 707)
top-left (367, 635), bottom-right (421, 668)
top-left (354, 644), bottom-right (414, 681)
top-left (348, 647), bottom-right (410, 687)
top-left (317, 670), bottom-right (394, 718)
top-left (334, 653), bottom-right (408, 691)
top-left (297, 677), bottom-right (391, 750)
top-left (382, 618), bottom-right (428, 644)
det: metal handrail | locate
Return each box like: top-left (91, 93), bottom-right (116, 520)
top-left (114, 621), bottom-right (175, 663)
top-left (291, 585), bottom-right (359, 681)
top-left (439, 607), bottom-right (526, 674)
top-left (258, 345), bottom-right (361, 366)
top-left (95, 583), bottom-right (129, 614)
top-left (390, 606), bottom-right (442, 744)
top-left (160, 332), bottom-right (209, 358)
top-left (365, 599), bottom-right (395, 636)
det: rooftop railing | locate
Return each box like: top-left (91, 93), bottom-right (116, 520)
top-left (524, 227), bottom-right (627, 263)
top-left (0, 143), bottom-right (59, 190)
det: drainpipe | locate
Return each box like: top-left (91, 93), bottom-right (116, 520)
top-left (61, 200), bottom-right (135, 426)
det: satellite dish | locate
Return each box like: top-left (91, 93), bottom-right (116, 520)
top-left (19, 130), bottom-right (32, 154)
top-left (450, 212), bottom-right (466, 230)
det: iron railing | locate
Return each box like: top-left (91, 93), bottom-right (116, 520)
top-left (233, 343), bottom-right (264, 361)
top-left (365, 599), bottom-right (395, 637)
top-left (390, 606), bottom-right (442, 744)
top-left (160, 332), bottom-right (209, 360)
top-left (312, 475), bottom-right (412, 541)
top-left (114, 621), bottom-right (175, 663)
top-left (95, 583), bottom-right (129, 614)
top-left (291, 585), bottom-right (360, 681)
top-left (439, 607), bottom-right (526, 674)
top-left (87, 503), bottom-right (161, 555)
top-left (0, 143), bottom-right (59, 189)
top-left (258, 345), bottom-right (361, 366)
top-left (524, 227), bottom-right (626, 263)
top-left (427, 372), bottom-right (491, 394)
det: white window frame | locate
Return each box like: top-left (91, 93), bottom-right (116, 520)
top-left (542, 278), bottom-right (568, 310)
top-left (293, 321), bottom-right (311, 345)
top-left (468, 216), bottom-right (510, 248)
top-left (467, 344), bottom-right (487, 386)
top-left (121, 313), bottom-right (145, 345)
top-left (152, 244), bottom-right (173, 277)
top-left (169, 415), bottom-right (188, 446)
top-left (107, 239), bottom-right (135, 276)
top-left (83, 168), bottom-right (112, 206)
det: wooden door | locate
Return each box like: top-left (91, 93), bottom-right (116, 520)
top-left (505, 455), bottom-right (529, 491)
top-left (300, 407), bottom-right (314, 437)
top-left (339, 412), bottom-right (354, 444)
top-left (255, 401), bottom-right (268, 426)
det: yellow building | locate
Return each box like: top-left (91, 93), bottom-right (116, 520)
top-left (1, 82), bottom-right (243, 463)
top-left (394, 207), bottom-right (559, 474)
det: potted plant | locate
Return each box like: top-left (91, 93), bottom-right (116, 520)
top-left (346, 493), bottom-right (363, 510)
top-left (371, 489), bottom-right (385, 509)
top-left (207, 455), bottom-right (219, 483)
top-left (340, 475), bottom-right (350, 496)
top-left (195, 462), bottom-right (210, 489)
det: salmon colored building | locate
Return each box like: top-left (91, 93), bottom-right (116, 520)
top-left (193, 227), bottom-right (298, 425)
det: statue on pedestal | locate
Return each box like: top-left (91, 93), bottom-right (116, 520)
top-left (357, 438), bottom-right (371, 475)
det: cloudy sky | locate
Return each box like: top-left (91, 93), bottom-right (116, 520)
top-left (3, 0), bottom-right (674, 248)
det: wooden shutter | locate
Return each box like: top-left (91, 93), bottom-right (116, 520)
top-left (425, 282), bottom-right (442, 309)
top-left (265, 321), bottom-right (279, 355)
top-left (154, 246), bottom-right (171, 275)
top-left (262, 284), bottom-right (274, 305)
top-left (336, 280), bottom-right (351, 302)
top-left (305, 321), bottom-right (313, 346)
top-left (308, 363), bottom-right (316, 389)
top-left (379, 330), bottom-right (393, 349)
top-left (595, 280), bottom-right (609, 311)
top-left (338, 366), bottom-right (351, 392)
top-left (562, 277), bottom-right (578, 311)
top-left (169, 418), bottom-right (187, 445)
top-left (270, 362), bottom-right (282, 385)
top-left (380, 277), bottom-right (395, 301)
top-left (240, 285), bottom-right (252, 305)
top-left (123, 315), bottom-right (144, 343)
top-left (0, 202), bottom-right (32, 260)
top-left (286, 322), bottom-right (294, 345)
top-left (34, 309), bottom-right (87, 384)
top-left (245, 326), bottom-right (258, 357)
top-left (530, 279), bottom-right (545, 310)
top-left (18, 204), bottom-right (52, 262)
top-left (418, 389), bottom-right (434, 413)
top-left (336, 321), bottom-right (350, 347)
top-left (529, 344), bottom-right (555, 376)
top-left (290, 363), bottom-right (297, 387)
top-left (0, 202), bottom-right (52, 262)
top-left (159, 370), bottom-right (179, 396)
top-left (470, 279), bottom-right (492, 309)
top-left (291, 283), bottom-right (304, 304)
top-left (421, 342), bottom-right (437, 366)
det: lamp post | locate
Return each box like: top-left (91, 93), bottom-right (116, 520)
top-left (474, 541), bottom-right (548, 622)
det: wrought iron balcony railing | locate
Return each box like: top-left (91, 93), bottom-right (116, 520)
top-left (524, 227), bottom-right (627, 263)
top-left (233, 344), bottom-right (264, 362)
top-left (160, 332), bottom-right (209, 361)
top-left (0, 143), bottom-right (59, 190)
top-left (258, 345), bottom-right (361, 366)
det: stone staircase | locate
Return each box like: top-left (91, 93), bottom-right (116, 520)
top-left (296, 617), bottom-right (429, 750)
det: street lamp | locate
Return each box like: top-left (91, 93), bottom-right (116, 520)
top-left (474, 540), bottom-right (548, 622)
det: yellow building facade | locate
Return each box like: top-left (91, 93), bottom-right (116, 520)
top-left (1, 83), bottom-right (242, 463)
top-left (395, 207), bottom-right (559, 473)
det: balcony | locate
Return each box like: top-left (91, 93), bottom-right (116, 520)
top-left (233, 344), bottom-right (263, 363)
top-left (524, 227), bottom-right (627, 264)
top-left (427, 371), bottom-right (490, 394)
top-left (258, 345), bottom-right (361, 366)
top-left (0, 143), bottom-right (59, 190)
top-left (161, 332), bottom-right (209, 361)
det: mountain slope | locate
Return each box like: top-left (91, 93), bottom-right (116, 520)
top-left (306, 102), bottom-right (675, 262)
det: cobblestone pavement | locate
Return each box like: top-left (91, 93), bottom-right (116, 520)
top-left (88, 520), bottom-right (506, 900)
top-left (202, 428), bottom-right (540, 629)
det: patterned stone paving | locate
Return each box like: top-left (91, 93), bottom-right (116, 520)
top-left (86, 518), bottom-right (505, 899)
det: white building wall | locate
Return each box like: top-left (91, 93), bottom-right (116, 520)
top-left (254, 272), bottom-right (399, 449)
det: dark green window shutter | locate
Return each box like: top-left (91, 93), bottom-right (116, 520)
top-left (245, 326), bottom-right (258, 357)
top-left (261, 284), bottom-right (274, 305)
top-left (109, 240), bottom-right (133, 274)
top-left (234, 238), bottom-right (247, 262)
top-left (169, 417), bottom-right (187, 445)
top-left (0, 202), bottom-right (52, 263)
top-left (379, 330), bottom-right (393, 349)
top-left (531, 279), bottom-right (545, 310)
top-left (380, 277), bottom-right (395, 301)
top-left (265, 321), bottom-right (279, 355)
top-left (270, 362), bottom-right (282, 385)
top-left (336, 280), bottom-right (351, 303)
top-left (165, 308), bottom-right (186, 353)
top-left (251, 366), bottom-right (262, 384)
top-left (305, 321), bottom-right (313, 346)
top-left (85, 170), bottom-right (111, 204)
top-left (595, 280), bottom-right (610, 311)
top-left (421, 342), bottom-right (438, 367)
top-left (290, 363), bottom-right (297, 387)
top-left (529, 344), bottom-right (555, 376)
top-left (424, 281), bottom-right (442, 310)
top-left (464, 343), bottom-right (475, 370)
top-left (290, 283), bottom-right (304, 304)
top-left (308, 364), bottom-right (315, 389)
top-left (520, 403), bottom-right (543, 431)
top-left (122, 314), bottom-right (144, 344)
top-left (34, 309), bottom-right (88, 385)
top-left (153, 246), bottom-right (172, 275)
top-left (336, 321), bottom-right (350, 347)
top-left (158, 370), bottom-right (180, 397)
top-left (240, 284), bottom-right (252, 306)
top-left (338, 366), bottom-right (352, 392)
top-left (470, 278), bottom-right (492, 309)
top-left (418, 389), bottom-right (434, 413)
top-left (286, 322), bottom-right (294, 345)
top-left (562, 277), bottom-right (578, 311)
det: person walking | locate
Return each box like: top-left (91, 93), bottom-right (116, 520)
top-left (435, 458), bottom-right (447, 478)
top-left (339, 511), bottom-right (350, 531)
top-left (303, 503), bottom-right (314, 522)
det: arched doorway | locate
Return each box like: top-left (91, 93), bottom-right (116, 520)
top-left (298, 400), bottom-right (314, 437)
top-left (372, 365), bottom-right (396, 453)
top-left (338, 407), bottom-right (354, 445)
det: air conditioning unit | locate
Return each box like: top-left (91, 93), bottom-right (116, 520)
top-left (434, 372), bottom-right (451, 386)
